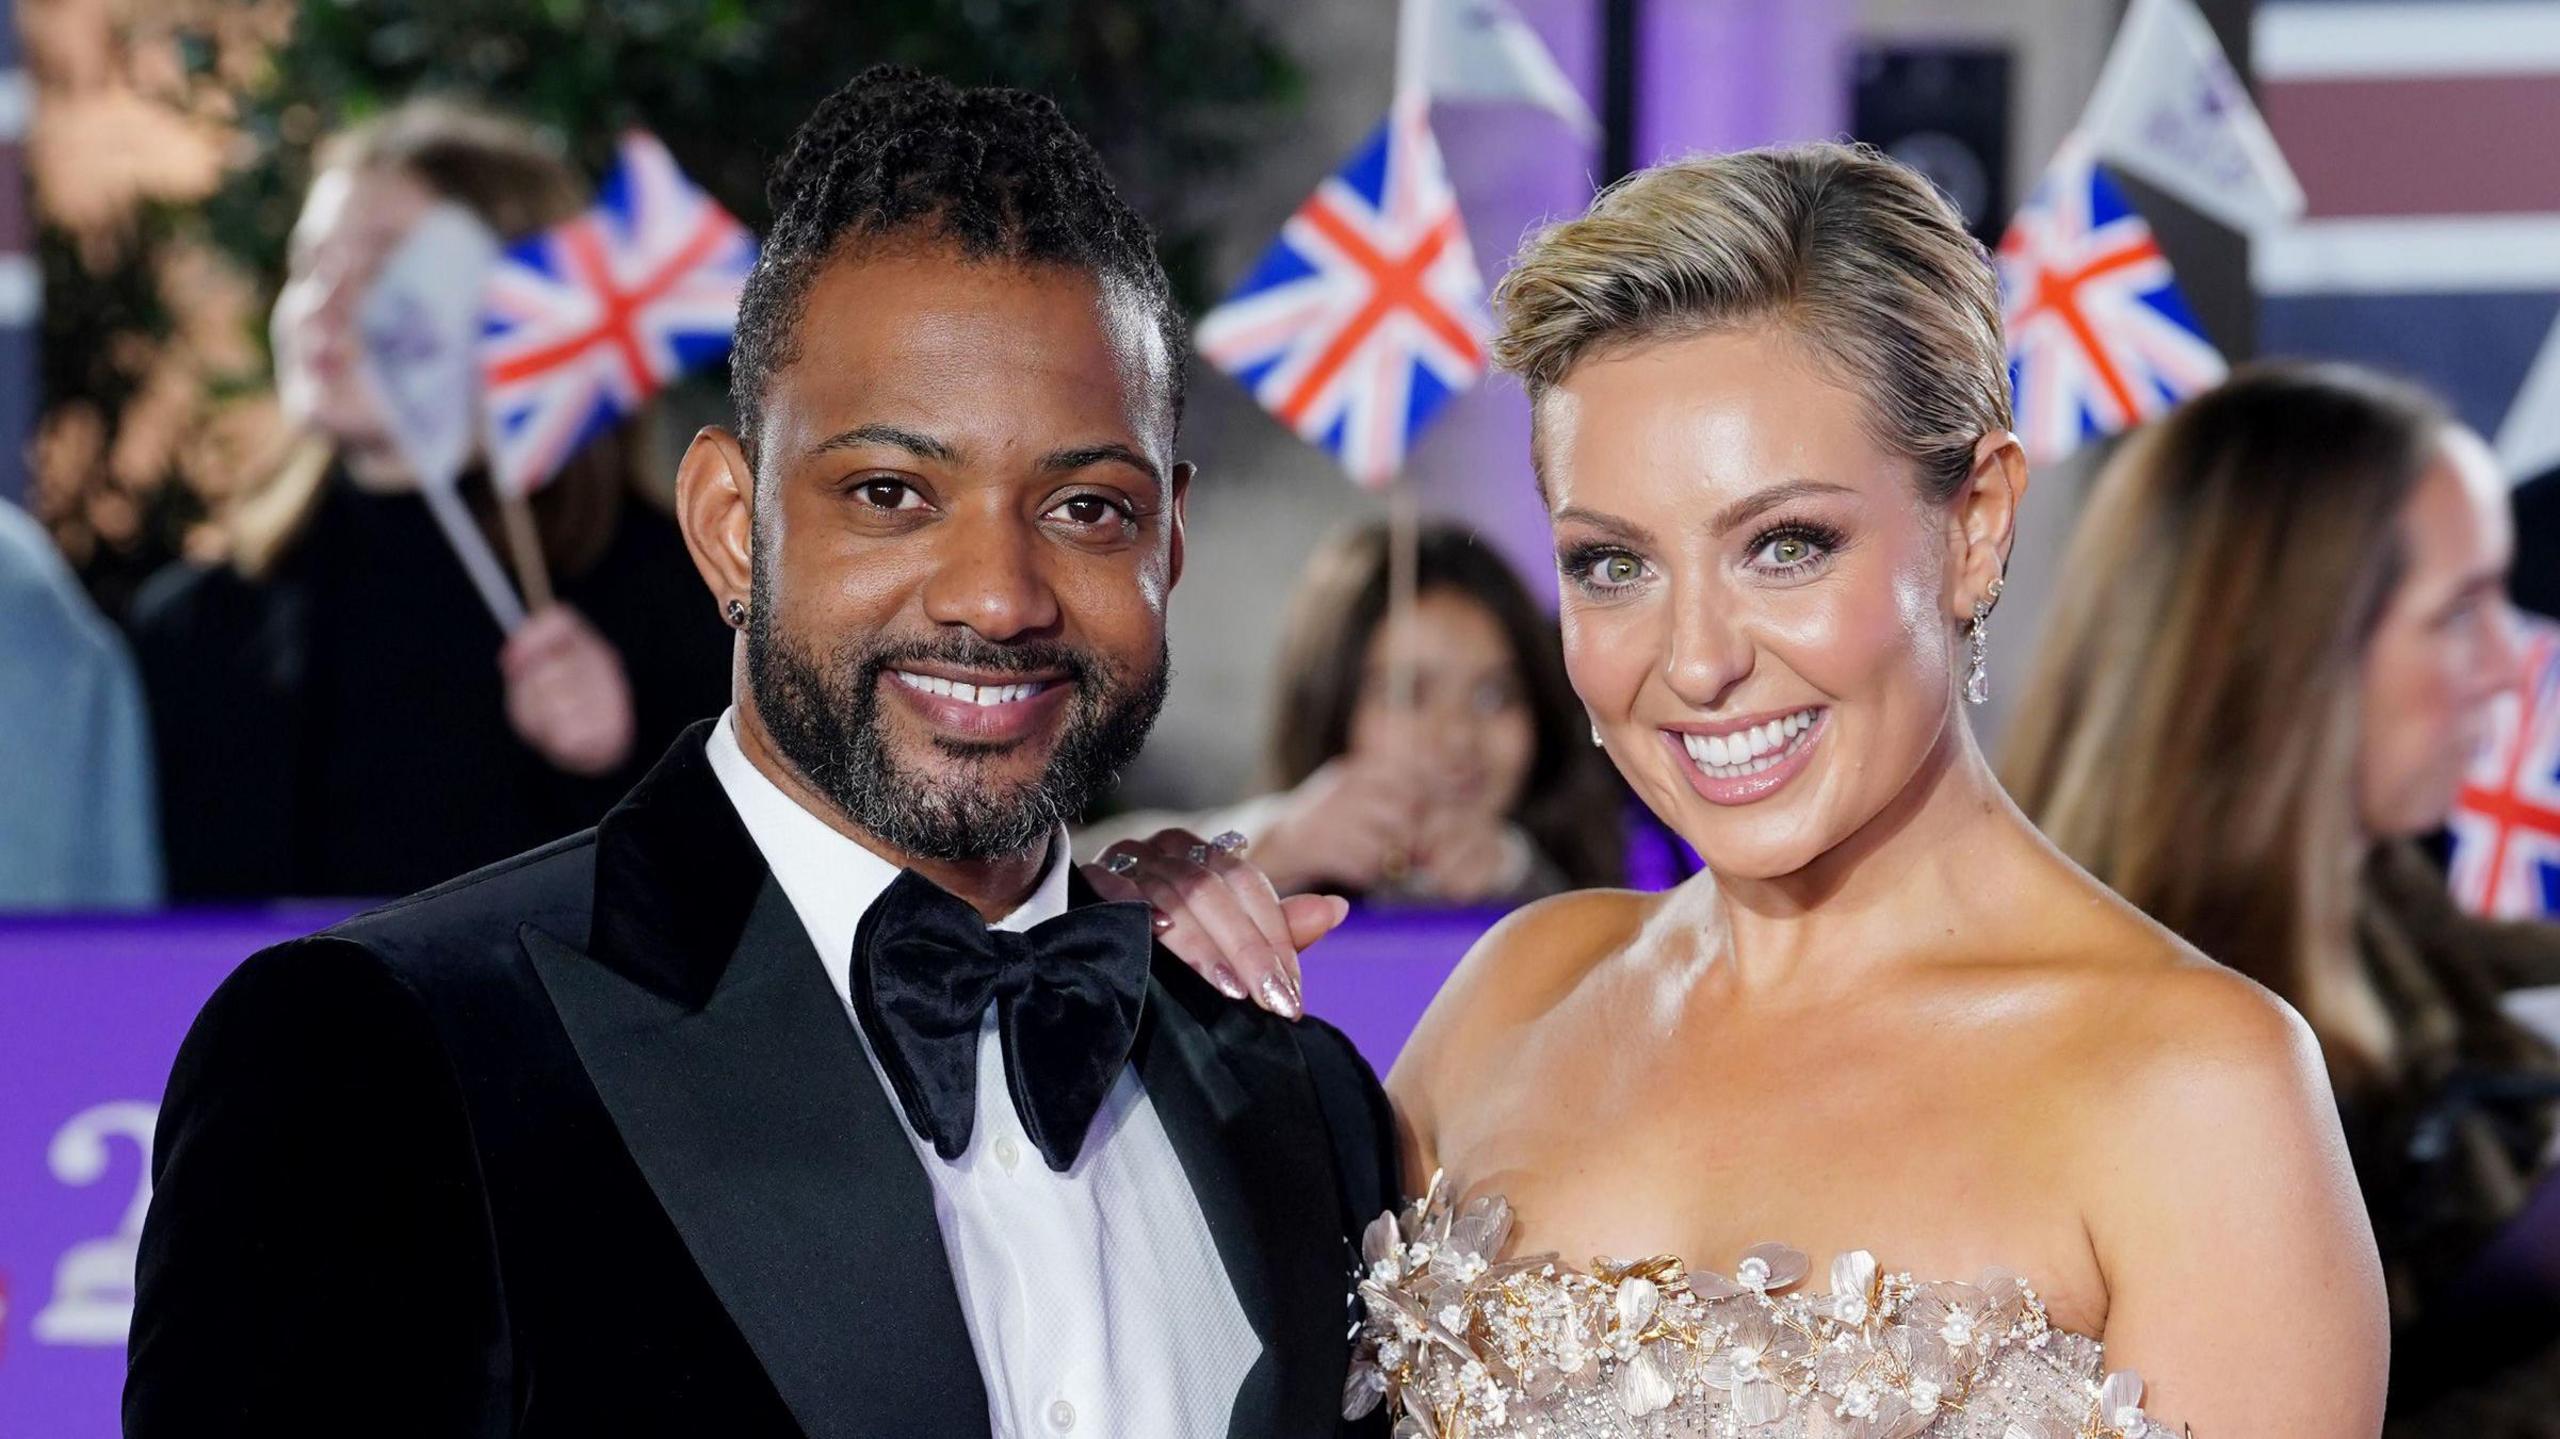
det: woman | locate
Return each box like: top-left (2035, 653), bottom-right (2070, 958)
top-left (2003, 362), bottom-right (2558, 1432)
top-left (131, 101), bottom-right (731, 898)
top-left (1114, 143), bottom-right (2384, 1435)
top-left (1083, 519), bottom-right (1623, 906)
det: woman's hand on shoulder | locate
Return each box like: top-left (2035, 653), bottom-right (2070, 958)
top-left (1081, 828), bottom-right (1350, 1019)
top-left (2078, 963), bottom-right (2386, 1439)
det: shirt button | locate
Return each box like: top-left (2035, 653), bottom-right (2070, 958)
top-left (1046, 1399), bottom-right (1076, 1432)
top-left (992, 1135), bottom-right (1021, 1173)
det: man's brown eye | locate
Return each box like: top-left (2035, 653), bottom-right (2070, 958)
top-left (860, 480), bottom-right (910, 508)
top-left (1055, 496), bottom-right (1125, 526)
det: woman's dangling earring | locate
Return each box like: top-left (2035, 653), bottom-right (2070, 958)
top-left (1590, 720), bottom-right (1605, 748)
top-left (1964, 576), bottom-right (2005, 706)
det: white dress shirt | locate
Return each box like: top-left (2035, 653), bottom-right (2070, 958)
top-left (706, 710), bottom-right (1259, 1438)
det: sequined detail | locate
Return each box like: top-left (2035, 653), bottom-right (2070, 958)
top-left (1346, 1176), bottom-right (2182, 1439)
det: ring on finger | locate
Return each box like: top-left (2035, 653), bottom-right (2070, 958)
top-left (1210, 830), bottom-right (1249, 855)
top-left (1104, 851), bottom-right (1141, 876)
top-left (1186, 843), bottom-right (1212, 865)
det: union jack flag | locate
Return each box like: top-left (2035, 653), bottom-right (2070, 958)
top-left (2447, 616), bottom-right (2560, 920)
top-left (1195, 99), bottom-right (1490, 488)
top-left (480, 131), bottom-right (756, 496)
top-left (1997, 137), bottom-right (2227, 465)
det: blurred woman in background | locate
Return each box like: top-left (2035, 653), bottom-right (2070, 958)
top-left (1085, 520), bottom-right (1622, 905)
top-left (2004, 360), bottom-right (2560, 1433)
top-left (131, 99), bottom-right (730, 899)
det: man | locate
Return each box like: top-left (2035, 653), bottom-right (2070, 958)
top-left (127, 68), bottom-right (1397, 1438)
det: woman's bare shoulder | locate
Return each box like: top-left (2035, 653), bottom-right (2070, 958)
top-left (2028, 884), bottom-right (2317, 1085)
top-left (2002, 888), bottom-right (2344, 1201)
top-left (1384, 886), bottom-right (1658, 1108)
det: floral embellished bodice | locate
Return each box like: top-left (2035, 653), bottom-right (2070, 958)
top-left (1346, 1178), bottom-right (2179, 1439)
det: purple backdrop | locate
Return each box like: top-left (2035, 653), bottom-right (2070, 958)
top-left (1408, 0), bottom-right (1851, 594)
top-left (0, 903), bottom-right (1482, 1438)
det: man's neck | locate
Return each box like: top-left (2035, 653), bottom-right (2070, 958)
top-left (730, 705), bottom-right (1052, 922)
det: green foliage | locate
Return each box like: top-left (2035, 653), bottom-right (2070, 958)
top-left (49, 0), bottom-right (1299, 604)
top-left (213, 0), bottom-right (1302, 309)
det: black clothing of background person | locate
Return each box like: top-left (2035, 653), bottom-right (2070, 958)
top-left (129, 471), bottom-right (730, 899)
top-left (2515, 464), bottom-right (2559, 623)
top-left (124, 724), bottom-right (1401, 1438)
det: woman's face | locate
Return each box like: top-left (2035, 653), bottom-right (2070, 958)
top-left (1542, 326), bottom-right (1973, 880)
top-left (1348, 588), bottom-right (1537, 826)
top-left (2355, 425), bottom-right (2525, 838)
top-left (270, 163), bottom-right (438, 465)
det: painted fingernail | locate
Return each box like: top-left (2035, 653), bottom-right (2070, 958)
top-left (1259, 973), bottom-right (1301, 1020)
top-left (1212, 965), bottom-right (1249, 1002)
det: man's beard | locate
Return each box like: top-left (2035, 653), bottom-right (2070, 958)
top-left (745, 583), bottom-right (1170, 863)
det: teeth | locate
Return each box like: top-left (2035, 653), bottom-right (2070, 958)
top-left (1680, 708), bottom-right (1821, 778)
top-left (893, 672), bottom-right (1045, 707)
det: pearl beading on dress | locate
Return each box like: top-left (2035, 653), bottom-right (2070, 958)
top-left (1345, 1176), bottom-right (2178, 1439)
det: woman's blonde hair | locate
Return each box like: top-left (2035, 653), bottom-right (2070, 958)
top-left (2001, 361), bottom-right (2451, 1085)
top-left (1493, 142), bottom-right (2009, 502)
top-left (226, 99), bottom-right (649, 579)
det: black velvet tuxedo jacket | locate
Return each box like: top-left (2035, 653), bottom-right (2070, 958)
top-left (126, 724), bottom-right (1402, 1438)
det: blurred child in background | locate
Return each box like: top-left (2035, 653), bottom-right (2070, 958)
top-left (1086, 520), bottom-right (1622, 904)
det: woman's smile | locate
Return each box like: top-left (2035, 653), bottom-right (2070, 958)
top-left (1659, 705), bottom-right (1828, 804)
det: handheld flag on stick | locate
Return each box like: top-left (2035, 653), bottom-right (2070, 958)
top-left (1998, 137), bottom-right (2227, 466)
top-left (2498, 317), bottom-right (2560, 483)
top-left (2080, 0), bottom-right (2304, 235)
top-left (358, 202), bottom-right (525, 631)
top-left (2448, 617), bottom-right (2560, 921)
top-left (1420, 0), bottom-right (1597, 139)
top-left (480, 131), bottom-right (756, 500)
top-left (1195, 98), bottom-right (1491, 489)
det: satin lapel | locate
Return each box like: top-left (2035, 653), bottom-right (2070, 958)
top-left (527, 734), bottom-right (990, 1439)
top-left (1134, 969), bottom-right (1352, 1439)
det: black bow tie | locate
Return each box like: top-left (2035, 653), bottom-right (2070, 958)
top-left (850, 869), bottom-right (1154, 1173)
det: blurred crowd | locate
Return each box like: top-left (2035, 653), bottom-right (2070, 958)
top-left (4, 86), bottom-right (2560, 1432)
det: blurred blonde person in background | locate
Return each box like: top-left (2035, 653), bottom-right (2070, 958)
top-left (1085, 521), bottom-right (1622, 917)
top-left (130, 100), bottom-right (730, 899)
top-left (2004, 361), bottom-right (2560, 1434)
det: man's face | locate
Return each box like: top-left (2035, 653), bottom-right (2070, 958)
top-left (717, 249), bottom-right (1186, 860)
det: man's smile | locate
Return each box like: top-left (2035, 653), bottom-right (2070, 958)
top-left (883, 665), bottom-right (1075, 743)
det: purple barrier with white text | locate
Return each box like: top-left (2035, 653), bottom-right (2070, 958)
top-left (0, 903), bottom-right (1483, 1437)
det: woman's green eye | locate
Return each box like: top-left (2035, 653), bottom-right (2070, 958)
top-left (1600, 555), bottom-right (1641, 584)
top-left (1770, 538), bottom-right (1809, 565)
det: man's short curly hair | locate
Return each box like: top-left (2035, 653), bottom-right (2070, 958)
top-left (728, 65), bottom-right (1187, 457)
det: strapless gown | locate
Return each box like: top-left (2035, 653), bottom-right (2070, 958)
top-left (1346, 1177), bottom-right (2177, 1438)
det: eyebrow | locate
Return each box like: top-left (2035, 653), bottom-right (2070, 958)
top-left (1707, 479), bottom-right (1856, 535)
top-left (1550, 505), bottom-right (1653, 544)
top-left (1551, 478), bottom-right (1856, 546)
top-left (1042, 442), bottom-right (1162, 486)
top-left (808, 423), bottom-right (956, 463)
top-left (804, 426), bottom-right (1161, 486)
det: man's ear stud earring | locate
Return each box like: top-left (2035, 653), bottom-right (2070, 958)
top-left (725, 598), bottom-right (748, 629)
